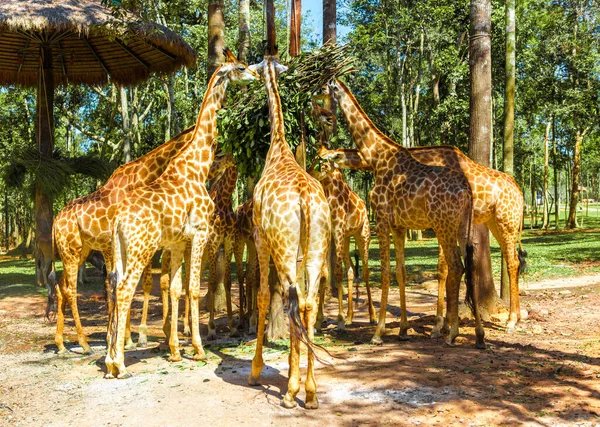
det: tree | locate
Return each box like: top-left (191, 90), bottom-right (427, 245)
top-left (469, 0), bottom-right (497, 319)
top-left (208, 0), bottom-right (225, 80)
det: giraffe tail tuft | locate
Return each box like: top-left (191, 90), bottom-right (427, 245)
top-left (45, 224), bottom-right (58, 321)
top-left (286, 285), bottom-right (334, 365)
top-left (518, 249), bottom-right (528, 275)
top-left (464, 243), bottom-right (475, 314)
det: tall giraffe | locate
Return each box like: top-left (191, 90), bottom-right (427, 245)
top-left (321, 80), bottom-right (484, 347)
top-left (104, 51), bottom-right (259, 379)
top-left (309, 160), bottom-right (375, 328)
top-left (49, 124), bottom-right (195, 354)
top-left (248, 56), bottom-right (331, 409)
top-left (49, 126), bottom-right (233, 355)
top-left (317, 145), bottom-right (526, 329)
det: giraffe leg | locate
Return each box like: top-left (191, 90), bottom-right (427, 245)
top-left (188, 233), bottom-right (209, 361)
top-left (248, 233), bottom-right (270, 386)
top-left (224, 236), bottom-right (239, 336)
top-left (372, 220), bottom-right (391, 345)
top-left (105, 264), bottom-right (144, 380)
top-left (304, 262), bottom-right (326, 410)
top-left (247, 241), bottom-right (259, 334)
top-left (54, 277), bottom-right (68, 354)
top-left (358, 221), bottom-right (375, 324)
top-left (207, 239), bottom-right (219, 341)
top-left (283, 292), bottom-right (302, 409)
top-left (233, 234), bottom-right (246, 329)
top-left (160, 250), bottom-right (171, 345)
top-left (183, 243), bottom-right (192, 337)
top-left (137, 263), bottom-right (153, 348)
top-left (440, 238), bottom-right (463, 346)
top-left (391, 228), bottom-right (409, 340)
top-left (343, 236), bottom-right (355, 325)
top-left (168, 248), bottom-right (185, 362)
top-left (432, 245), bottom-right (448, 339)
top-left (124, 308), bottom-right (135, 350)
top-left (316, 279), bottom-right (325, 333)
top-left (333, 230), bottom-right (345, 329)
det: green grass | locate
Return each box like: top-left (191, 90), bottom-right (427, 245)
top-left (2, 208), bottom-right (600, 297)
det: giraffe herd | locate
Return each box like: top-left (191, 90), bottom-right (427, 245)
top-left (46, 48), bottom-right (525, 408)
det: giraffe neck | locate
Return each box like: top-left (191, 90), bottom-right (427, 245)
top-left (327, 148), bottom-right (372, 171)
top-left (335, 80), bottom-right (408, 170)
top-left (264, 58), bottom-right (295, 166)
top-left (213, 166), bottom-right (238, 202)
top-left (165, 67), bottom-right (229, 182)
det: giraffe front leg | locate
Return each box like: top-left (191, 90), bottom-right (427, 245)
top-left (224, 237), bottom-right (239, 337)
top-left (343, 237), bottom-right (355, 325)
top-left (304, 295), bottom-right (320, 409)
top-left (391, 228), bottom-right (409, 340)
top-left (160, 250), bottom-right (171, 346)
top-left (207, 240), bottom-right (219, 341)
top-left (137, 263), bottom-right (153, 348)
top-left (248, 234), bottom-right (270, 386)
top-left (371, 220), bottom-right (391, 345)
top-left (183, 243), bottom-right (192, 337)
top-left (358, 224), bottom-right (376, 324)
top-left (188, 235), bottom-right (208, 361)
top-left (168, 249), bottom-right (185, 362)
top-left (432, 246), bottom-right (448, 339)
top-left (333, 230), bottom-right (346, 329)
top-left (63, 261), bottom-right (93, 355)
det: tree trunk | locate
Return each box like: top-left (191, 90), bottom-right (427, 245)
top-left (266, 0), bottom-right (276, 55)
top-left (35, 45), bottom-right (54, 278)
top-left (119, 86), bottom-right (131, 163)
top-left (567, 130), bottom-right (583, 229)
top-left (208, 0), bottom-right (225, 80)
top-left (542, 120), bottom-right (551, 229)
top-left (502, 0), bottom-right (515, 176)
top-left (469, 0), bottom-right (497, 319)
top-left (238, 0), bottom-right (250, 62)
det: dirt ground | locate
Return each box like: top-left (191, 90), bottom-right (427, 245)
top-left (2, 270), bottom-right (600, 427)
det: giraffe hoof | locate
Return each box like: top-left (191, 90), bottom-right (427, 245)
top-left (207, 330), bottom-right (217, 341)
top-left (168, 354), bottom-right (182, 363)
top-left (305, 396), bottom-right (319, 410)
top-left (248, 376), bottom-right (260, 386)
top-left (104, 373), bottom-right (115, 379)
top-left (444, 338), bottom-right (457, 347)
top-left (229, 329), bottom-right (240, 338)
top-left (345, 317), bottom-right (354, 326)
top-left (282, 396), bottom-right (297, 409)
top-left (248, 326), bottom-right (257, 335)
top-left (369, 319), bottom-right (377, 325)
top-left (137, 339), bottom-right (148, 349)
top-left (370, 336), bottom-right (383, 346)
top-left (117, 372), bottom-right (132, 380)
top-left (124, 341), bottom-right (136, 351)
top-left (56, 348), bottom-right (68, 356)
top-left (193, 351), bottom-right (207, 361)
top-left (475, 340), bottom-right (487, 350)
top-left (506, 320), bottom-right (517, 330)
top-left (337, 321), bottom-right (346, 330)
top-left (183, 328), bottom-right (191, 337)
top-left (398, 332), bottom-right (411, 341)
top-left (430, 331), bottom-right (442, 340)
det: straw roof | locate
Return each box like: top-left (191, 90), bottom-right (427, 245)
top-left (0, 0), bottom-right (197, 87)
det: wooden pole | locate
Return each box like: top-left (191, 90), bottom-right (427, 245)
top-left (266, 0), bottom-right (276, 55)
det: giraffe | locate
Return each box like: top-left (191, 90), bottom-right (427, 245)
top-left (233, 198), bottom-right (258, 332)
top-left (319, 80), bottom-right (484, 348)
top-left (49, 124), bottom-right (196, 354)
top-left (49, 125), bottom-right (233, 355)
top-left (104, 50), bottom-right (259, 379)
top-left (309, 160), bottom-right (375, 328)
top-left (248, 56), bottom-right (331, 409)
top-left (317, 145), bottom-right (526, 330)
top-left (203, 159), bottom-right (243, 339)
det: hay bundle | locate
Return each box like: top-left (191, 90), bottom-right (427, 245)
top-left (217, 43), bottom-right (354, 177)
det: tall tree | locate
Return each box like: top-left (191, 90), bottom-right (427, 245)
top-left (500, 0), bottom-right (516, 303)
top-left (208, 0), bottom-right (225, 80)
top-left (469, 0), bottom-right (497, 318)
top-left (238, 0), bottom-right (250, 62)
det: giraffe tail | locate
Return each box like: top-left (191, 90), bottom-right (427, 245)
top-left (46, 223), bottom-right (58, 321)
top-left (463, 190), bottom-right (476, 317)
top-left (517, 215), bottom-right (528, 275)
top-left (286, 184), bottom-right (334, 365)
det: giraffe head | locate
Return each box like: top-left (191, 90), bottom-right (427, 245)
top-left (252, 56), bottom-right (288, 78)
top-left (219, 47), bottom-right (261, 85)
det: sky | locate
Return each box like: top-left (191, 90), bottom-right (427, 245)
top-left (301, 0), bottom-right (351, 41)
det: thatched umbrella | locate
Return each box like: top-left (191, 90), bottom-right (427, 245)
top-left (0, 0), bottom-right (196, 269)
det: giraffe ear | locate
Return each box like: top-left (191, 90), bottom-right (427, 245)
top-left (223, 48), bottom-right (238, 63)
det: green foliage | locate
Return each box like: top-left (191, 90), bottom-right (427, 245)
top-left (217, 44), bottom-right (355, 177)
